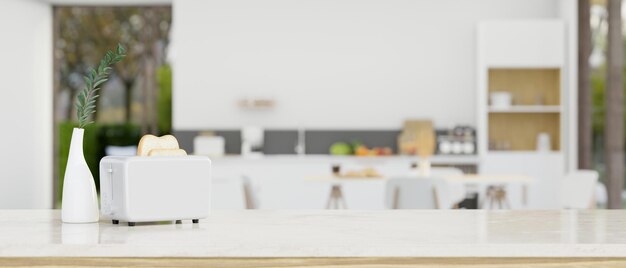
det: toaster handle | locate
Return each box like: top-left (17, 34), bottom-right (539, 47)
top-left (107, 166), bottom-right (113, 201)
top-left (102, 165), bottom-right (114, 215)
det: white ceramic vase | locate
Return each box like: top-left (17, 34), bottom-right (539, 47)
top-left (61, 128), bottom-right (99, 223)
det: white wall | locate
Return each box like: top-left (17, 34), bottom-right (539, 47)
top-left (0, 0), bottom-right (53, 208)
top-left (173, 0), bottom-right (561, 130)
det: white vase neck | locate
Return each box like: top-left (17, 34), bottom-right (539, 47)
top-left (68, 128), bottom-right (85, 160)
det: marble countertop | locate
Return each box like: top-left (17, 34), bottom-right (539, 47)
top-left (1, 210), bottom-right (626, 258)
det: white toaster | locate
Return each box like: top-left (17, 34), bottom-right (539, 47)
top-left (99, 156), bottom-right (211, 226)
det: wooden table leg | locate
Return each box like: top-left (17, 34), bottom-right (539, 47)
top-left (522, 184), bottom-right (528, 207)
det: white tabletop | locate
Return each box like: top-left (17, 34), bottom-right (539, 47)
top-left (1, 210), bottom-right (626, 258)
top-left (444, 174), bottom-right (536, 185)
top-left (306, 175), bottom-right (387, 182)
top-left (306, 174), bottom-right (534, 186)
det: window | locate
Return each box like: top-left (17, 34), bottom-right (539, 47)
top-left (53, 6), bottom-right (172, 206)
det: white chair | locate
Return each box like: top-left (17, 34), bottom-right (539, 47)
top-left (252, 175), bottom-right (329, 209)
top-left (211, 176), bottom-right (257, 209)
top-left (430, 167), bottom-right (464, 177)
top-left (430, 167), bottom-right (466, 208)
top-left (595, 182), bottom-right (608, 207)
top-left (385, 177), bottom-right (457, 209)
top-left (560, 170), bottom-right (599, 209)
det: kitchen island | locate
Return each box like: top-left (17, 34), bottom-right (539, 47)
top-left (1, 210), bottom-right (625, 267)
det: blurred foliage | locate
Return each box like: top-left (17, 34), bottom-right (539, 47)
top-left (98, 124), bottom-right (143, 148)
top-left (591, 65), bottom-right (626, 135)
top-left (589, 48), bottom-right (626, 187)
top-left (56, 6), bottom-right (171, 123)
top-left (591, 67), bottom-right (606, 135)
top-left (157, 64), bottom-right (172, 135)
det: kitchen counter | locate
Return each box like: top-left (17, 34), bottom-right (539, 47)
top-left (209, 154), bottom-right (482, 210)
top-left (210, 154), bottom-right (480, 165)
top-left (1, 210), bottom-right (626, 267)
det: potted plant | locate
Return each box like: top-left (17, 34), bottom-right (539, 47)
top-left (62, 44), bottom-right (126, 223)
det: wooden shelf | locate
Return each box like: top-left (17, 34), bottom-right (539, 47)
top-left (486, 67), bottom-right (561, 152)
top-left (488, 68), bottom-right (560, 106)
top-left (488, 113), bottom-right (560, 151)
top-left (488, 105), bottom-right (561, 113)
top-left (487, 150), bottom-right (561, 154)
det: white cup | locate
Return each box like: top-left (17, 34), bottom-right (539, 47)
top-left (490, 92), bottom-right (512, 108)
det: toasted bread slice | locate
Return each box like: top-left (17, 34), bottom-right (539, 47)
top-left (137, 134), bottom-right (181, 156)
top-left (147, 148), bottom-right (188, 156)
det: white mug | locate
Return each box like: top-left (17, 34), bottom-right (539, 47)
top-left (490, 92), bottom-right (512, 108)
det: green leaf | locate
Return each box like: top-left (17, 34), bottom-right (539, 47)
top-left (93, 78), bottom-right (108, 88)
top-left (117, 44), bottom-right (126, 55)
top-left (72, 42), bottom-right (126, 128)
top-left (77, 93), bottom-right (85, 104)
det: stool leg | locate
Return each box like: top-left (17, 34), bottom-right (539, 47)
top-left (332, 186), bottom-right (339, 209)
top-left (327, 185), bottom-right (339, 209)
top-left (325, 188), bottom-right (333, 209)
top-left (503, 192), bottom-right (511, 209)
top-left (336, 186), bottom-right (347, 209)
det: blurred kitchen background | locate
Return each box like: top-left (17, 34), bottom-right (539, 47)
top-left (1, 0), bottom-right (624, 211)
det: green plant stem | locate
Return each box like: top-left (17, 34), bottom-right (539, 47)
top-left (75, 43), bottom-right (126, 128)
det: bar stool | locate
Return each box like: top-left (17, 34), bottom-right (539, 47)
top-left (482, 185), bottom-right (510, 209)
top-left (326, 184), bottom-right (348, 209)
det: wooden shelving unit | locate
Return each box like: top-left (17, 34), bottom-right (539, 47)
top-left (486, 68), bottom-right (561, 152)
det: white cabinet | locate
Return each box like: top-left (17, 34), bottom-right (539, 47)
top-left (477, 20), bottom-right (569, 208)
top-left (481, 152), bottom-right (563, 209)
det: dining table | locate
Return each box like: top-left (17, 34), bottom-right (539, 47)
top-left (307, 174), bottom-right (535, 209)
